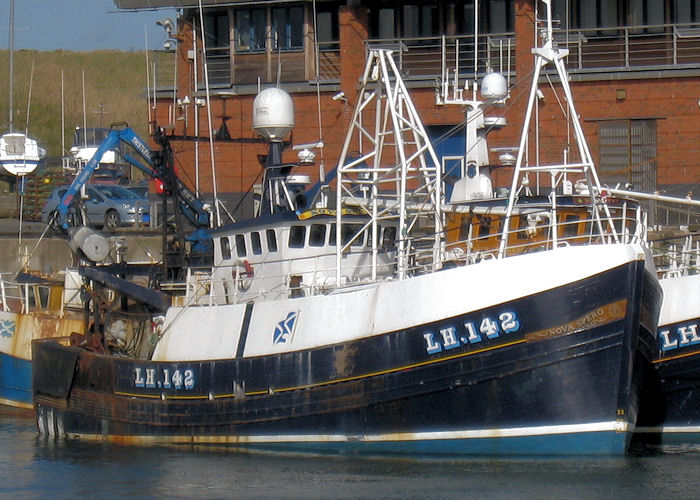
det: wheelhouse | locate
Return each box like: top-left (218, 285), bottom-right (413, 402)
top-left (193, 209), bottom-right (398, 305)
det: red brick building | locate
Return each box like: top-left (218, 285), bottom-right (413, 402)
top-left (115, 0), bottom-right (700, 218)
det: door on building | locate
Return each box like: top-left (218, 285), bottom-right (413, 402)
top-left (598, 118), bottom-right (658, 220)
top-left (426, 124), bottom-right (466, 201)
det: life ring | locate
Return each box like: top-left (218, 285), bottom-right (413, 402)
top-left (232, 259), bottom-right (254, 291)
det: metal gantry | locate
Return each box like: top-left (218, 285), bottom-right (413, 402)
top-left (335, 48), bottom-right (443, 283)
top-left (498, 0), bottom-right (619, 257)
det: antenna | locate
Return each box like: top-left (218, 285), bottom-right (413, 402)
top-left (8, 0), bottom-right (14, 131)
top-left (197, 0), bottom-right (221, 227)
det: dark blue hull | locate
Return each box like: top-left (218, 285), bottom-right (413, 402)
top-left (635, 315), bottom-right (700, 444)
top-left (0, 351), bottom-right (32, 408)
top-left (33, 261), bottom-right (661, 456)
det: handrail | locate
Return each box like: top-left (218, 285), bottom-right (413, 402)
top-left (552, 21), bottom-right (700, 71)
top-left (366, 32), bottom-right (516, 80)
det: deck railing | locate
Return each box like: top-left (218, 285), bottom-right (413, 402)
top-left (154, 22), bottom-right (700, 91)
top-left (553, 22), bottom-right (700, 72)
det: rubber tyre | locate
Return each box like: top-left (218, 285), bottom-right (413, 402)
top-left (104, 210), bottom-right (120, 231)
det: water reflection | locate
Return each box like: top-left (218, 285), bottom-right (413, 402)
top-left (1, 406), bottom-right (699, 499)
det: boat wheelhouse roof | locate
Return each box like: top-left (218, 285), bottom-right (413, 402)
top-left (208, 207), bottom-right (369, 238)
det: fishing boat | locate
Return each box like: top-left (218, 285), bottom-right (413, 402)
top-left (62, 127), bottom-right (128, 184)
top-left (0, 270), bottom-right (84, 408)
top-left (633, 231), bottom-right (700, 443)
top-left (31, 1), bottom-right (661, 456)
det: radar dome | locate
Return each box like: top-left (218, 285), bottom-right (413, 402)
top-left (253, 88), bottom-right (294, 140)
top-left (480, 72), bottom-right (508, 101)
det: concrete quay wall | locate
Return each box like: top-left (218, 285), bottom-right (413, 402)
top-left (0, 235), bottom-right (162, 275)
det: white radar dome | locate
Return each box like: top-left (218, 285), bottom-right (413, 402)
top-left (253, 88), bottom-right (294, 140)
top-left (480, 72), bottom-right (508, 101)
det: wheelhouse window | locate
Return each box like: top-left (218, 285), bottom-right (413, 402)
top-left (220, 237), bottom-right (232, 260)
top-left (251, 231), bottom-right (263, 255)
top-left (343, 224), bottom-right (364, 246)
top-left (266, 229), bottom-right (278, 252)
top-left (235, 234), bottom-right (247, 257)
top-left (289, 225), bottom-right (307, 248)
top-left (382, 226), bottom-right (397, 249)
top-left (563, 214), bottom-right (581, 239)
top-left (309, 224), bottom-right (327, 247)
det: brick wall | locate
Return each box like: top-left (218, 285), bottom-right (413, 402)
top-left (155, 0), bottom-right (698, 211)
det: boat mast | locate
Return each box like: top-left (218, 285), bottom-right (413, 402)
top-left (497, 0), bottom-right (617, 258)
top-left (335, 48), bottom-right (443, 284)
top-left (8, 0), bottom-right (14, 132)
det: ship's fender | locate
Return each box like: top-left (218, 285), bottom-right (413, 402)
top-left (32, 339), bottom-right (81, 399)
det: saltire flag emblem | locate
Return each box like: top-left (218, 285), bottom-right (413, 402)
top-left (0, 319), bottom-right (15, 338)
top-left (274, 312), bottom-right (298, 345)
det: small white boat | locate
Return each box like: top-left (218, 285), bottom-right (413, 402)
top-left (0, 132), bottom-right (44, 176)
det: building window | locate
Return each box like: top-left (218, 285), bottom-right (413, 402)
top-left (375, 7), bottom-right (396, 38)
top-left (674, 0), bottom-right (700, 23)
top-left (402, 4), bottom-right (439, 38)
top-left (235, 8), bottom-right (267, 52)
top-left (235, 5), bottom-right (305, 53)
top-left (316, 2), bottom-right (340, 49)
top-left (272, 6), bottom-right (304, 50)
top-left (551, 1), bottom-right (699, 30)
top-left (204, 10), bottom-right (230, 48)
top-left (368, 0), bottom-right (514, 39)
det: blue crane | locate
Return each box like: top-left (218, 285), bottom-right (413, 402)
top-left (56, 124), bottom-right (211, 231)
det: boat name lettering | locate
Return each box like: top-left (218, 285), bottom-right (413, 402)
top-left (134, 367), bottom-right (195, 390)
top-left (659, 321), bottom-right (700, 352)
top-left (422, 311), bottom-right (520, 355)
top-left (525, 300), bottom-right (626, 341)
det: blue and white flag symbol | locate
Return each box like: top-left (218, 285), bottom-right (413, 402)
top-left (273, 312), bottom-right (298, 345)
top-left (0, 319), bottom-right (15, 338)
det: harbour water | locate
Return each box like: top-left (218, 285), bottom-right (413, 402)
top-left (2, 407), bottom-right (700, 499)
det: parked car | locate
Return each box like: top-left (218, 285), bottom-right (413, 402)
top-left (124, 179), bottom-right (150, 199)
top-left (41, 184), bottom-right (150, 230)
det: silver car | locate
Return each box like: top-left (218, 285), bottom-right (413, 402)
top-left (41, 184), bottom-right (150, 230)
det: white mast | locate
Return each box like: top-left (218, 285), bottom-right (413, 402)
top-left (498, 0), bottom-right (617, 258)
top-left (335, 48), bottom-right (443, 284)
top-left (8, 0), bottom-right (14, 132)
